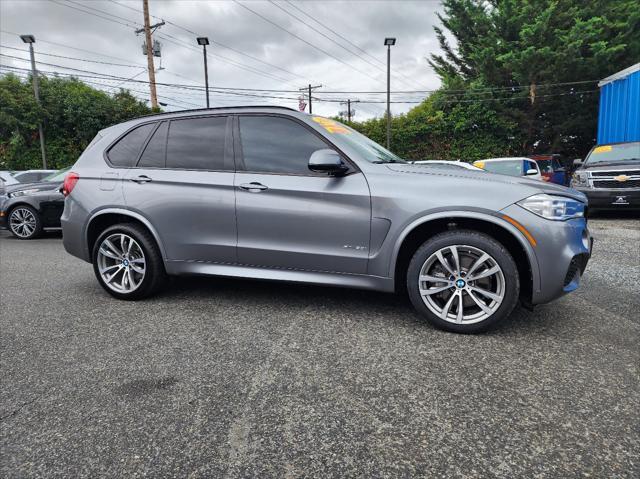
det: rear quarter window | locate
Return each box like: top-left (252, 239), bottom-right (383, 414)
top-left (107, 123), bottom-right (156, 167)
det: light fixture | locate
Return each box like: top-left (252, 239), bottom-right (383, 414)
top-left (384, 37), bottom-right (396, 46)
top-left (20, 34), bottom-right (35, 44)
top-left (196, 37), bottom-right (209, 46)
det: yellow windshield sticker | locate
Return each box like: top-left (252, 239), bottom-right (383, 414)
top-left (312, 117), bottom-right (351, 134)
top-left (593, 145), bottom-right (612, 153)
top-left (473, 161), bottom-right (485, 169)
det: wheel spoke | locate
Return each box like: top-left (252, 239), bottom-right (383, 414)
top-left (449, 246), bottom-right (460, 273)
top-left (99, 264), bottom-right (120, 275)
top-left (102, 239), bottom-right (122, 258)
top-left (469, 285), bottom-right (502, 302)
top-left (422, 284), bottom-right (452, 296)
top-left (466, 253), bottom-right (490, 277)
top-left (468, 265), bottom-right (501, 281)
top-left (419, 274), bottom-right (450, 283)
top-left (436, 250), bottom-right (455, 276)
top-left (440, 291), bottom-right (458, 319)
top-left (106, 266), bottom-right (123, 284)
top-left (99, 247), bottom-right (120, 260)
top-left (455, 292), bottom-right (464, 323)
top-left (130, 263), bottom-right (145, 274)
top-left (467, 290), bottom-right (493, 315)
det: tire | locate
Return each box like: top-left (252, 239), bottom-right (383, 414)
top-left (8, 205), bottom-right (42, 239)
top-left (407, 230), bottom-right (520, 334)
top-left (92, 223), bottom-right (165, 300)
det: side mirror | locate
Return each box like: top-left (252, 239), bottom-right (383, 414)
top-left (573, 158), bottom-right (583, 167)
top-left (525, 168), bottom-right (538, 176)
top-left (308, 149), bottom-right (349, 175)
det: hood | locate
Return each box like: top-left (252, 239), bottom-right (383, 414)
top-left (385, 163), bottom-right (587, 202)
top-left (3, 180), bottom-right (61, 196)
top-left (580, 159), bottom-right (640, 171)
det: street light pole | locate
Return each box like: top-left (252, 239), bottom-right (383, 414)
top-left (197, 37), bottom-right (210, 108)
top-left (384, 37), bottom-right (396, 150)
top-left (21, 34), bottom-right (47, 169)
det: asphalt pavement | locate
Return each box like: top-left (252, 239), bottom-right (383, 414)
top-left (1, 215), bottom-right (638, 478)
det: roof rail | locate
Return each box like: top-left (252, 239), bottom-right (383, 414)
top-left (137, 105), bottom-right (298, 120)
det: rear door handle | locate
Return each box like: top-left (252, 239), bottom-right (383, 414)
top-left (130, 175), bottom-right (152, 184)
top-left (239, 182), bottom-right (268, 192)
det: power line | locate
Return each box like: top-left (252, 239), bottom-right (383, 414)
top-left (233, 0), bottom-right (381, 82)
top-left (49, 0), bottom-right (139, 30)
top-left (0, 45), bottom-right (144, 68)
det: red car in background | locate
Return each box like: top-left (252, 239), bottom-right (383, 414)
top-left (529, 154), bottom-right (568, 185)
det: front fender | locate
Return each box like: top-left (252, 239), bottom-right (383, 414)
top-left (382, 209), bottom-right (541, 295)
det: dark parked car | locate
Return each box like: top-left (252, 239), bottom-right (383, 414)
top-left (0, 168), bottom-right (69, 239)
top-left (570, 142), bottom-right (640, 211)
top-left (13, 169), bottom-right (57, 183)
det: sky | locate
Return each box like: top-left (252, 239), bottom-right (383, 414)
top-left (0, 0), bottom-right (445, 119)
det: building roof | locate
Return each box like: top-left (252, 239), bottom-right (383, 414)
top-left (598, 63), bottom-right (640, 87)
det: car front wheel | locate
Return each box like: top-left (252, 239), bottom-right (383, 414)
top-left (8, 205), bottom-right (42, 239)
top-left (92, 223), bottom-right (165, 300)
top-left (407, 230), bottom-right (520, 333)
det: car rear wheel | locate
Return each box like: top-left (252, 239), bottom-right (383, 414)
top-left (92, 223), bottom-right (165, 300)
top-left (8, 205), bottom-right (42, 239)
top-left (407, 230), bottom-right (520, 333)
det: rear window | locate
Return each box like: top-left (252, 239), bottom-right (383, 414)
top-left (482, 160), bottom-right (524, 176)
top-left (107, 123), bottom-right (155, 167)
top-left (166, 116), bottom-right (228, 171)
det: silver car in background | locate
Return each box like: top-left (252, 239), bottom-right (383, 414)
top-left (60, 106), bottom-right (591, 333)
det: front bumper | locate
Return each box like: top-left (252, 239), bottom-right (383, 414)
top-left (575, 187), bottom-right (640, 210)
top-left (500, 204), bottom-right (592, 305)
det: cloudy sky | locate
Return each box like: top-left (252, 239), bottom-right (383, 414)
top-left (0, 0), bottom-right (445, 119)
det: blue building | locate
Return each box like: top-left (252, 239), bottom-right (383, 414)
top-left (597, 63), bottom-right (640, 145)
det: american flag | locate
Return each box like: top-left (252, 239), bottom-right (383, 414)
top-left (298, 96), bottom-right (307, 112)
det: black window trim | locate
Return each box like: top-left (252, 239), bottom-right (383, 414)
top-left (233, 113), bottom-right (361, 177)
top-left (104, 114), bottom-right (235, 173)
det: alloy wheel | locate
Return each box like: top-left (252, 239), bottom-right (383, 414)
top-left (9, 207), bottom-right (37, 238)
top-left (418, 245), bottom-right (505, 324)
top-left (97, 233), bottom-right (146, 293)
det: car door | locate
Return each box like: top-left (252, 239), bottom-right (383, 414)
top-left (121, 115), bottom-right (237, 263)
top-left (234, 114), bottom-right (371, 274)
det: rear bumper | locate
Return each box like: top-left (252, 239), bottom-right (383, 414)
top-left (577, 188), bottom-right (640, 210)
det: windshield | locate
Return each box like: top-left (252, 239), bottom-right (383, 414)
top-left (42, 167), bottom-right (71, 183)
top-left (536, 159), bottom-right (554, 173)
top-left (481, 160), bottom-right (524, 176)
top-left (585, 142), bottom-right (640, 164)
top-left (311, 116), bottom-right (406, 164)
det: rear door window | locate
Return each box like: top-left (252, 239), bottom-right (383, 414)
top-left (166, 116), bottom-right (228, 170)
top-left (138, 122), bottom-right (168, 168)
top-left (108, 123), bottom-right (155, 167)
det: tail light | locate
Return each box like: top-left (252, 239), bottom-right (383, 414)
top-left (62, 172), bottom-right (80, 196)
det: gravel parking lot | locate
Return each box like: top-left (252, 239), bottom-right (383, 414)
top-left (1, 215), bottom-right (638, 478)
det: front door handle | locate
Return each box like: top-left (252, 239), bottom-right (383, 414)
top-left (239, 182), bottom-right (268, 192)
top-left (130, 175), bottom-right (152, 184)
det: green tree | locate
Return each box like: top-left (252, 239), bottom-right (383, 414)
top-left (0, 74), bottom-right (153, 170)
top-left (429, 0), bottom-right (640, 157)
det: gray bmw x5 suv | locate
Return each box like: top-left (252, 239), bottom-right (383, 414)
top-left (61, 106), bottom-right (592, 333)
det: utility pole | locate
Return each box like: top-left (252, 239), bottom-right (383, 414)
top-left (299, 84), bottom-right (321, 114)
top-left (141, 0), bottom-right (158, 109)
top-left (20, 34), bottom-right (46, 169)
top-left (339, 99), bottom-right (357, 122)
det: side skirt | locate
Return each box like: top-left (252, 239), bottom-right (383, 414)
top-left (165, 260), bottom-right (395, 292)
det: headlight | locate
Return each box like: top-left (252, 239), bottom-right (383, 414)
top-left (571, 171), bottom-right (589, 188)
top-left (517, 194), bottom-right (585, 221)
top-left (8, 188), bottom-right (40, 198)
